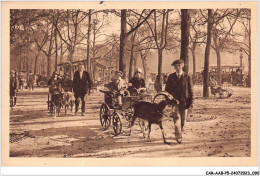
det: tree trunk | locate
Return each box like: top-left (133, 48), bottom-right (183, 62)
top-left (34, 53), bottom-right (39, 75)
top-left (60, 42), bottom-right (63, 63)
top-left (26, 56), bottom-right (29, 84)
top-left (47, 55), bottom-right (51, 79)
top-left (203, 9), bottom-right (213, 97)
top-left (129, 44), bottom-right (134, 80)
top-left (141, 53), bottom-right (147, 81)
top-left (216, 46), bottom-right (222, 85)
top-left (67, 46), bottom-right (73, 61)
top-left (134, 52), bottom-right (138, 72)
top-left (19, 48), bottom-right (22, 72)
top-left (213, 32), bottom-right (222, 85)
top-left (54, 28), bottom-right (58, 71)
top-left (86, 9), bottom-right (92, 72)
top-left (119, 9), bottom-right (127, 78)
top-left (180, 9), bottom-right (191, 73)
top-left (192, 48), bottom-right (196, 76)
top-left (26, 46), bottom-right (29, 84)
top-left (157, 49), bottom-right (163, 92)
top-left (92, 21), bottom-right (96, 82)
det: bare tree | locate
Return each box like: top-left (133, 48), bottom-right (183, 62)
top-left (10, 9), bottom-right (43, 77)
top-left (189, 9), bottom-right (206, 75)
top-left (125, 10), bottom-right (154, 80)
top-left (146, 9), bottom-right (171, 91)
top-left (56, 10), bottom-right (88, 62)
top-left (139, 45), bottom-right (151, 81)
top-left (90, 13), bottom-right (110, 80)
top-left (203, 9), bottom-right (213, 97)
top-left (119, 9), bottom-right (155, 78)
top-left (211, 9), bottom-right (241, 84)
top-left (33, 11), bottom-right (57, 78)
top-left (238, 9), bottom-right (251, 87)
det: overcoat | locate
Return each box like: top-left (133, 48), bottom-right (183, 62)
top-left (72, 71), bottom-right (92, 97)
top-left (165, 72), bottom-right (194, 110)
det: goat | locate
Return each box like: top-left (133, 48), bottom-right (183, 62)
top-left (62, 92), bottom-right (74, 113)
top-left (130, 92), bottom-right (179, 144)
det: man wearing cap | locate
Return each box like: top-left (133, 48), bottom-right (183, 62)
top-left (73, 65), bottom-right (92, 116)
top-left (128, 68), bottom-right (146, 95)
top-left (165, 59), bottom-right (194, 134)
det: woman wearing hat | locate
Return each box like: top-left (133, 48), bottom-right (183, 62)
top-left (128, 68), bottom-right (146, 95)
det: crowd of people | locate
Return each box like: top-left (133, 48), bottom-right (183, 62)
top-left (10, 60), bottom-right (194, 133)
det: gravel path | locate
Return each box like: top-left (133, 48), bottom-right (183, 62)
top-left (9, 86), bottom-right (251, 157)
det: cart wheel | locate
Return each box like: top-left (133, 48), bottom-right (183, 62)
top-left (100, 103), bottom-right (111, 130)
top-left (125, 108), bottom-right (133, 128)
top-left (113, 112), bottom-right (122, 135)
top-left (38, 81), bottom-right (45, 87)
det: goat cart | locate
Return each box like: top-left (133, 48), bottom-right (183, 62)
top-left (47, 91), bottom-right (74, 117)
top-left (99, 88), bottom-right (152, 135)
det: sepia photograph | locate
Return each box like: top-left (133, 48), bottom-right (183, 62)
top-left (1, 1), bottom-right (258, 167)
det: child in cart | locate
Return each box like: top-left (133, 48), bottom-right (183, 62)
top-left (105, 71), bottom-right (129, 109)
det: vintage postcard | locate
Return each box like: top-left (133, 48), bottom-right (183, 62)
top-left (1, 1), bottom-right (258, 166)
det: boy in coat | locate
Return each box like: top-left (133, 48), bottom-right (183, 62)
top-left (165, 60), bottom-right (194, 131)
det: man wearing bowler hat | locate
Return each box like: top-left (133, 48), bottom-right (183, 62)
top-left (165, 59), bottom-right (194, 138)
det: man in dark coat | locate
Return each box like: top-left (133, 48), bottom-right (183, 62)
top-left (73, 64), bottom-right (92, 116)
top-left (165, 59), bottom-right (194, 132)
